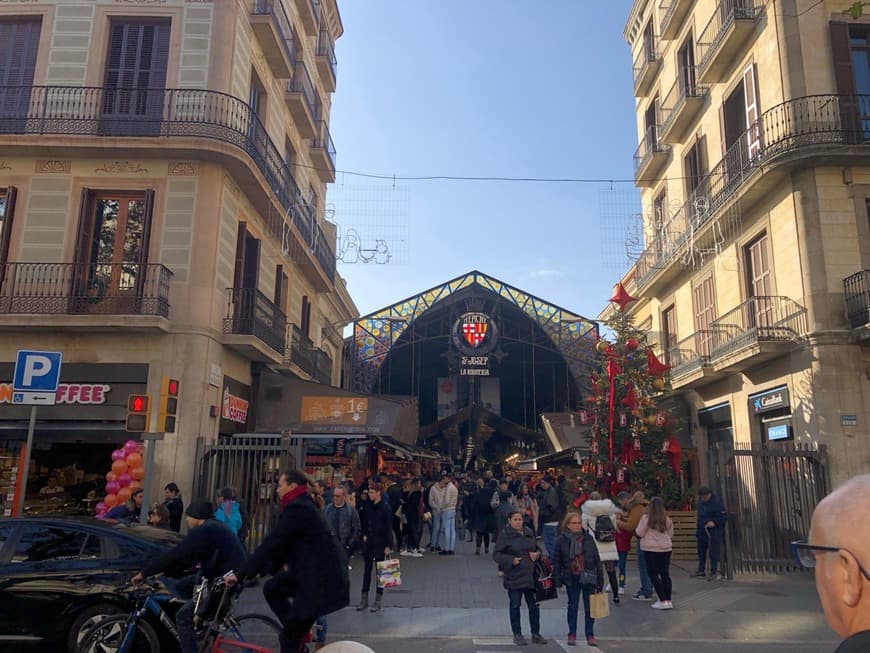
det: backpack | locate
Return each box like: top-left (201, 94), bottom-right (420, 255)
top-left (594, 514), bottom-right (616, 542)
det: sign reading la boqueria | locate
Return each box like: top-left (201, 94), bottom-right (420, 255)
top-left (453, 312), bottom-right (498, 376)
top-left (0, 382), bottom-right (110, 405)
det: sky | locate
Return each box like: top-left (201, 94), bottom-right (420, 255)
top-left (327, 1), bottom-right (639, 322)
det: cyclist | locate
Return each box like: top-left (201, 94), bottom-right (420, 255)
top-left (226, 469), bottom-right (350, 653)
top-left (130, 498), bottom-right (247, 653)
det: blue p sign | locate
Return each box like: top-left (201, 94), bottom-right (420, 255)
top-left (13, 350), bottom-right (63, 393)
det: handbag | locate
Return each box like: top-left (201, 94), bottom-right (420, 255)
top-left (579, 570), bottom-right (598, 587)
top-left (376, 555), bottom-right (402, 589)
top-left (589, 592), bottom-right (610, 619)
top-left (533, 559), bottom-right (558, 602)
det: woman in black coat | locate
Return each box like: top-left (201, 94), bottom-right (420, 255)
top-left (552, 511), bottom-right (604, 647)
top-left (472, 477), bottom-right (495, 554)
top-left (356, 483), bottom-right (393, 613)
top-left (492, 510), bottom-right (549, 646)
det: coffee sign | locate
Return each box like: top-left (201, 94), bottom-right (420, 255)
top-left (0, 382), bottom-right (110, 405)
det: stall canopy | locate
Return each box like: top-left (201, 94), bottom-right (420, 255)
top-left (540, 412), bottom-right (593, 452)
top-left (255, 371), bottom-right (419, 444)
top-left (354, 436), bottom-right (444, 461)
top-left (516, 447), bottom-right (588, 472)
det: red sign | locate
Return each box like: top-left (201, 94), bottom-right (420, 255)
top-left (222, 386), bottom-right (249, 424)
top-left (0, 382), bottom-right (110, 405)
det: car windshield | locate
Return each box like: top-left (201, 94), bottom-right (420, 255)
top-left (111, 522), bottom-right (183, 546)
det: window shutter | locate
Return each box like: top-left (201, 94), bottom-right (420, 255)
top-left (139, 189), bottom-right (155, 266)
top-left (830, 22), bottom-right (855, 95)
top-left (72, 188), bottom-right (92, 264)
top-left (0, 186), bottom-right (17, 267)
top-left (743, 63), bottom-right (762, 159)
top-left (233, 222), bottom-right (247, 290)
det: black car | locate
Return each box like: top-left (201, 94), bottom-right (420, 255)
top-left (0, 516), bottom-right (182, 652)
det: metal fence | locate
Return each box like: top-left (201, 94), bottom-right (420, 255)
top-left (709, 441), bottom-right (828, 575)
top-left (194, 434), bottom-right (301, 552)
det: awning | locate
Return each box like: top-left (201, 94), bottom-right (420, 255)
top-left (515, 447), bottom-right (588, 472)
top-left (351, 436), bottom-right (443, 461)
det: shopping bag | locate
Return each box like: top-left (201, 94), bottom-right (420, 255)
top-left (589, 592), bottom-right (610, 619)
top-left (534, 559), bottom-right (558, 602)
top-left (376, 556), bottom-right (402, 589)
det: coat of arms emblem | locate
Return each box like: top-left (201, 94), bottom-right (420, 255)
top-left (460, 312), bottom-right (489, 348)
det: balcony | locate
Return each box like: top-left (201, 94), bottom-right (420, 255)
top-left (0, 85), bottom-right (337, 289)
top-left (697, 0), bottom-right (763, 84)
top-left (659, 0), bottom-right (694, 40)
top-left (294, 0), bottom-right (321, 36)
top-left (634, 94), bottom-right (870, 292)
top-left (659, 68), bottom-right (708, 143)
top-left (633, 38), bottom-right (662, 97)
top-left (224, 287), bottom-right (287, 362)
top-left (316, 27), bottom-right (337, 93)
top-left (634, 125), bottom-right (670, 186)
top-left (666, 330), bottom-right (725, 388)
top-left (250, 0), bottom-right (297, 78)
top-left (708, 296), bottom-right (807, 371)
top-left (0, 262), bottom-right (172, 331)
top-left (310, 120), bottom-right (336, 182)
top-left (285, 62), bottom-right (319, 138)
top-left (844, 270), bottom-right (870, 337)
top-left (287, 323), bottom-right (333, 384)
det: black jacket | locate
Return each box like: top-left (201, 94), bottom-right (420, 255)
top-left (141, 519), bottom-right (246, 580)
top-left (323, 501), bottom-right (361, 551)
top-left (835, 630), bottom-right (870, 653)
top-left (552, 530), bottom-right (604, 590)
top-left (241, 492), bottom-right (349, 620)
top-left (362, 498), bottom-right (393, 560)
top-left (537, 485), bottom-right (559, 524)
top-left (697, 494), bottom-right (727, 535)
top-left (385, 482), bottom-right (403, 514)
top-left (471, 487), bottom-right (495, 534)
top-left (492, 525), bottom-right (539, 591)
top-left (163, 495), bottom-right (184, 533)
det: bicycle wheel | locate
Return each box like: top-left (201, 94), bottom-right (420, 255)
top-left (222, 613), bottom-right (282, 652)
top-left (77, 615), bottom-right (160, 653)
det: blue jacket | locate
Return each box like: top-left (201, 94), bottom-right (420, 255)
top-left (697, 494), bottom-right (727, 534)
top-left (215, 501), bottom-right (243, 536)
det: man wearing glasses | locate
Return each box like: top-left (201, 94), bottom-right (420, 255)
top-left (793, 474), bottom-right (870, 653)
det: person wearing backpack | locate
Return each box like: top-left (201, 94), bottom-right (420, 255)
top-left (581, 492), bottom-right (621, 605)
top-left (214, 486), bottom-right (244, 539)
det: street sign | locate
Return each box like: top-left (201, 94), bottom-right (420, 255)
top-left (12, 350), bottom-right (63, 406)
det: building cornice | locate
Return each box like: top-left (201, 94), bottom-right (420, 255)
top-left (623, 0), bottom-right (651, 45)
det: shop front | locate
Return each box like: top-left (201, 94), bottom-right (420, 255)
top-left (0, 362), bottom-right (148, 516)
top-left (748, 386), bottom-right (793, 446)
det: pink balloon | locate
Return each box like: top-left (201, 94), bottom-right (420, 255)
top-left (117, 473), bottom-right (132, 488)
top-left (124, 440), bottom-right (140, 455)
top-left (105, 481), bottom-right (120, 495)
top-left (95, 502), bottom-right (107, 514)
top-left (111, 449), bottom-right (126, 461)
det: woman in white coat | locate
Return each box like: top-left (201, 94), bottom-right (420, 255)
top-left (581, 492), bottom-right (621, 605)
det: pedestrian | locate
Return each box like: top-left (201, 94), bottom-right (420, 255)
top-left (494, 490), bottom-right (516, 540)
top-left (473, 477), bottom-right (496, 555)
top-left (106, 488), bottom-right (144, 522)
top-left (163, 482), bottom-right (184, 533)
top-left (581, 492), bottom-right (621, 604)
top-left (323, 484), bottom-right (361, 560)
top-left (552, 511), bottom-right (603, 647)
top-left (798, 474), bottom-right (870, 652)
top-left (537, 476), bottom-right (560, 556)
top-left (214, 487), bottom-right (244, 540)
top-left (356, 483), bottom-right (393, 613)
top-left (636, 496), bottom-right (674, 610)
top-left (461, 473), bottom-right (478, 542)
top-left (492, 510), bottom-right (549, 646)
top-left (229, 470), bottom-right (349, 653)
top-left (616, 490), bottom-right (653, 601)
top-left (401, 478), bottom-right (424, 557)
top-left (147, 503), bottom-right (172, 530)
top-left (695, 486), bottom-right (727, 580)
top-left (431, 475), bottom-right (458, 555)
top-left (516, 483), bottom-right (539, 534)
top-left (386, 475), bottom-right (404, 554)
top-left (614, 491), bottom-right (632, 594)
top-left (422, 478), bottom-right (436, 550)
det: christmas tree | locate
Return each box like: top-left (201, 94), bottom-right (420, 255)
top-left (578, 283), bottom-right (683, 506)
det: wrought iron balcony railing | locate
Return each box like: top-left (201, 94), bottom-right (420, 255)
top-left (634, 124), bottom-right (668, 171)
top-left (632, 37), bottom-right (660, 95)
top-left (697, 0), bottom-right (762, 74)
top-left (709, 296), bottom-right (807, 358)
top-left (844, 270), bottom-right (870, 329)
top-left (0, 85), bottom-right (336, 284)
top-left (224, 287), bottom-right (287, 355)
top-left (634, 94), bottom-right (870, 288)
top-left (666, 330), bottom-right (717, 378)
top-left (659, 67), bottom-right (708, 136)
top-left (287, 323), bottom-right (332, 383)
top-left (312, 120), bottom-right (336, 170)
top-left (289, 61), bottom-right (318, 122)
top-left (0, 262), bottom-right (172, 317)
top-left (316, 27), bottom-right (337, 81)
top-left (250, 0), bottom-right (297, 71)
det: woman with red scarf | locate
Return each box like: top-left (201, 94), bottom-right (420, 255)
top-left (231, 469), bottom-right (349, 653)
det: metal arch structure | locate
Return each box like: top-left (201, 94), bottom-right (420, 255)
top-left (348, 270), bottom-right (599, 396)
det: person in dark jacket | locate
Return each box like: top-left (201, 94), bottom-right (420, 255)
top-left (385, 476), bottom-right (404, 553)
top-left (163, 482), bottom-right (184, 533)
top-left (494, 490), bottom-right (515, 540)
top-left (401, 478), bottom-right (424, 556)
top-left (228, 470), bottom-right (349, 653)
top-left (472, 477), bottom-right (496, 555)
top-left (356, 483), bottom-right (393, 613)
top-left (323, 484), bottom-right (361, 557)
top-left (106, 488), bottom-right (144, 522)
top-left (695, 486), bottom-right (727, 580)
top-left (492, 510), bottom-right (549, 646)
top-left (553, 511), bottom-right (604, 647)
top-left (132, 499), bottom-right (247, 653)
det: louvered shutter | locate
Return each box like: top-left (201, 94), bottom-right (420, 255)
top-left (743, 64), bottom-right (762, 159)
top-left (830, 22), bottom-right (859, 141)
top-left (0, 19), bottom-right (41, 123)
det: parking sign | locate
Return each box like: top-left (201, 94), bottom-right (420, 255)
top-left (12, 350), bottom-right (63, 405)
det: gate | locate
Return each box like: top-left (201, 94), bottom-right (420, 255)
top-left (194, 433), bottom-right (303, 552)
top-left (709, 441), bottom-right (828, 576)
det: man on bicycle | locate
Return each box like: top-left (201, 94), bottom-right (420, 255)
top-left (226, 469), bottom-right (349, 653)
top-left (131, 499), bottom-right (247, 653)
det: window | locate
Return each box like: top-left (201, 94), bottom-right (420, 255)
top-left (285, 138), bottom-right (297, 172)
top-left (693, 274), bottom-right (716, 356)
top-left (684, 138), bottom-right (706, 200)
top-left (746, 233), bottom-right (772, 326)
top-left (274, 264), bottom-right (288, 313)
top-left (652, 189), bottom-right (668, 258)
top-left (722, 64), bottom-right (760, 169)
top-left (677, 34), bottom-right (696, 95)
top-left (301, 294), bottom-right (311, 337)
top-left (308, 184), bottom-right (319, 219)
top-left (642, 21), bottom-right (655, 61)
top-left (249, 69), bottom-right (267, 124)
top-left (12, 526), bottom-right (101, 563)
top-left (0, 18), bottom-right (41, 125)
top-left (0, 187), bottom-right (17, 267)
top-left (661, 305), bottom-right (676, 363)
top-left (643, 99), bottom-right (658, 151)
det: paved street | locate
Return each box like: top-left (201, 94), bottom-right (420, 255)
top-left (238, 535), bottom-right (839, 652)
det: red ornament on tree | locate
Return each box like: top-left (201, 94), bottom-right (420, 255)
top-left (578, 410), bottom-right (588, 425)
top-left (621, 383), bottom-right (637, 411)
top-left (646, 349), bottom-right (671, 377)
top-left (609, 282), bottom-right (638, 312)
top-left (625, 337), bottom-right (639, 352)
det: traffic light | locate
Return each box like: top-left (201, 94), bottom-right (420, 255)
top-left (158, 377), bottom-right (180, 433)
top-left (125, 394), bottom-right (150, 432)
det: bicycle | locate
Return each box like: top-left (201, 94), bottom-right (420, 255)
top-left (77, 573), bottom-right (282, 653)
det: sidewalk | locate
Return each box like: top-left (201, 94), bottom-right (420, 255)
top-left (239, 534), bottom-right (837, 646)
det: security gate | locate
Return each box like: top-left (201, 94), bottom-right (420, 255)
top-left (194, 433), bottom-right (303, 551)
top-left (709, 441), bottom-right (828, 576)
